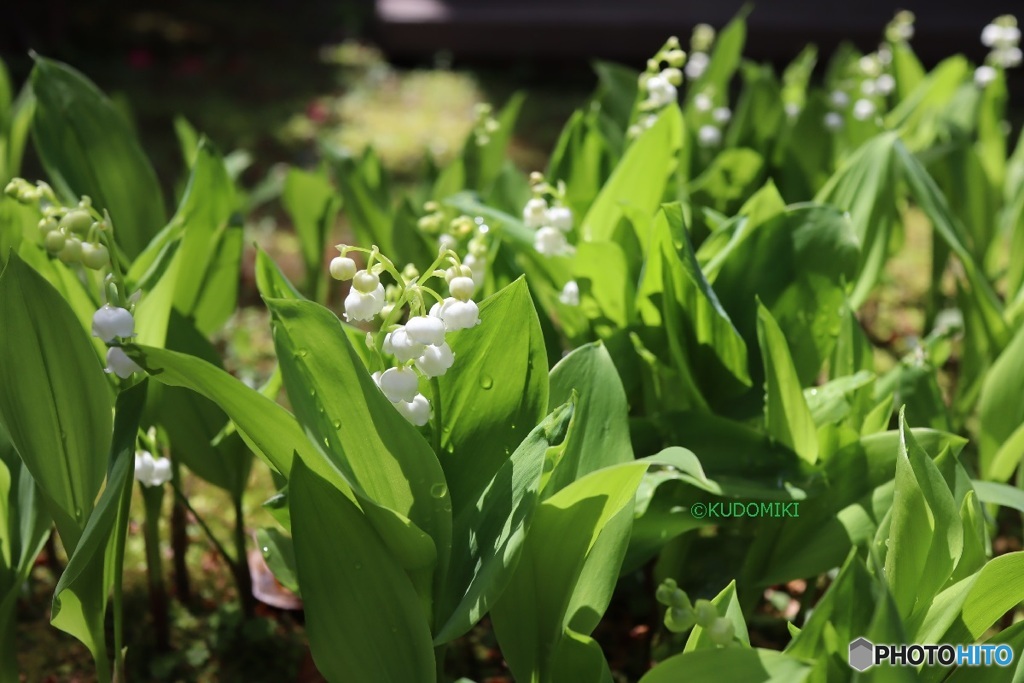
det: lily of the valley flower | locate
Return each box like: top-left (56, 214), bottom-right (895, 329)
top-left (697, 125), bottom-right (722, 148)
top-left (383, 326), bottom-right (426, 362)
top-left (644, 74), bottom-right (677, 108)
top-left (415, 342), bottom-right (455, 377)
top-left (432, 297), bottom-right (480, 330)
top-left (522, 197), bottom-right (549, 229)
top-left (105, 347), bottom-right (142, 378)
top-left (395, 393), bottom-right (431, 426)
top-left (559, 280), bottom-right (580, 306)
top-left (344, 270), bottom-right (386, 322)
top-left (852, 99), bottom-right (876, 121)
top-left (135, 450), bottom-right (172, 488)
top-left (824, 112), bottom-right (844, 131)
top-left (406, 315), bottom-right (447, 346)
top-left (975, 65), bottom-right (997, 87)
top-left (92, 304), bottom-right (135, 342)
top-left (378, 366), bottom-right (419, 403)
top-left (534, 226), bottom-right (575, 257)
top-left (329, 256), bottom-right (357, 281)
top-left (685, 51), bottom-right (709, 79)
top-left (545, 205), bottom-right (573, 232)
top-left (448, 275), bottom-right (476, 301)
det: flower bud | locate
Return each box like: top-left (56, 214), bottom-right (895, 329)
top-left (824, 112), bottom-right (844, 131)
top-left (58, 237), bottom-right (83, 263)
top-left (45, 230), bottom-right (67, 253)
top-left (352, 269), bottom-right (380, 293)
top-left (59, 209), bottom-right (93, 235)
top-left (395, 393), bottom-right (431, 426)
top-left (664, 606), bottom-right (697, 633)
top-left (697, 125), bottom-right (722, 148)
top-left (81, 242), bottom-right (109, 270)
top-left (330, 256), bottom-right (357, 281)
top-left (449, 276), bottom-right (476, 301)
top-left (522, 197), bottom-right (549, 229)
top-left (852, 99), bottom-right (876, 121)
top-left (644, 75), bottom-right (677, 108)
top-left (92, 304), bottom-right (135, 342)
top-left (975, 65), bottom-right (997, 87)
top-left (378, 367), bottom-right (419, 403)
top-left (694, 92), bottom-right (713, 112)
top-left (685, 52), bottom-right (709, 79)
top-left (712, 107), bottom-right (732, 124)
top-left (665, 49), bottom-right (686, 68)
top-left (406, 315), bottom-right (447, 346)
top-left (694, 599), bottom-right (718, 628)
top-left (661, 67), bottom-right (683, 86)
top-left (655, 579), bottom-right (679, 606)
top-left (106, 346), bottom-right (142, 378)
top-left (37, 217), bottom-right (58, 237)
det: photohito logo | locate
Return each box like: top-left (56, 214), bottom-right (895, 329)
top-left (848, 638), bottom-right (1014, 671)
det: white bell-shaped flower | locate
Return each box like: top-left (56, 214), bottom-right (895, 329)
top-left (378, 367), bottom-right (419, 403)
top-left (545, 205), bottom-right (573, 232)
top-left (712, 107), bottom-right (732, 124)
top-left (534, 226), bottom-right (574, 257)
top-left (135, 451), bottom-right (155, 485)
top-left (383, 326), bottom-right (426, 363)
top-left (449, 276), bottom-right (476, 301)
top-left (694, 93), bottom-right (713, 112)
top-left (464, 253), bottom-right (486, 289)
top-left (975, 65), bottom-right (998, 87)
top-left (829, 90), bottom-right (849, 108)
top-left (522, 197), bottom-right (549, 229)
top-left (824, 112), bottom-right (844, 131)
top-left (685, 52), bottom-right (709, 79)
top-left (644, 75), bottom-right (677, 108)
top-left (106, 347), bottom-right (142, 378)
top-left (92, 305), bottom-right (135, 342)
top-left (150, 457), bottom-right (172, 487)
top-left (415, 342), bottom-right (455, 377)
top-left (406, 315), bottom-right (447, 346)
top-left (344, 284), bottom-right (386, 322)
top-left (432, 297), bottom-right (480, 330)
top-left (697, 125), bottom-right (722, 148)
top-left (852, 99), bottom-right (876, 121)
top-left (395, 393), bottom-right (431, 426)
top-left (559, 280), bottom-right (580, 306)
top-left (993, 47), bottom-right (1022, 67)
top-left (329, 256), bottom-right (357, 281)
top-left (874, 74), bottom-right (895, 95)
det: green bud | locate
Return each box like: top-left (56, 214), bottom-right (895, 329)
top-left (45, 230), bottom-right (67, 253)
top-left (707, 617), bottom-right (735, 646)
top-left (655, 579), bottom-right (678, 606)
top-left (662, 68), bottom-right (683, 86)
top-left (664, 606), bottom-right (697, 633)
top-left (59, 209), bottom-right (93, 235)
top-left (666, 49), bottom-right (686, 68)
top-left (81, 242), bottom-right (110, 270)
top-left (38, 217), bottom-right (59, 237)
top-left (58, 237), bottom-right (83, 263)
top-left (694, 599), bottom-right (718, 627)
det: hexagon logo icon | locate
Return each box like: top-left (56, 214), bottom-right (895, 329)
top-left (849, 637), bottom-right (875, 671)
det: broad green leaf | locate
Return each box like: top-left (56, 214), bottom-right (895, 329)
top-left (944, 620), bottom-right (1024, 683)
top-left (265, 297), bottom-right (450, 581)
top-left (683, 580), bottom-right (751, 652)
top-left (803, 371), bottom-right (874, 427)
top-left (30, 56), bottom-right (164, 257)
top-left (582, 105), bottom-right (683, 244)
top-left (438, 278), bottom-right (548, 516)
top-left (255, 527), bottom-right (299, 595)
top-left (281, 167), bottom-right (341, 296)
top-left (977, 322), bottom-right (1024, 480)
top-left (642, 649), bottom-right (810, 683)
top-left (289, 457), bottom-right (435, 683)
top-left (928, 552), bottom-right (1024, 647)
top-left (330, 152), bottom-right (393, 254)
top-left (757, 302), bottom-right (818, 464)
top-left (884, 410), bottom-right (961, 622)
top-left (0, 252), bottom-right (111, 551)
top-left (491, 462), bottom-right (648, 683)
top-left (52, 381), bottom-right (145, 681)
top-left (126, 344), bottom-right (299, 476)
top-left (545, 343), bottom-right (632, 495)
top-left (592, 60), bottom-right (639, 130)
top-left (435, 400), bottom-right (574, 644)
top-left (571, 241), bottom-right (633, 335)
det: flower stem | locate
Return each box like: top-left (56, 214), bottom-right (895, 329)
top-left (142, 486), bottom-right (170, 651)
top-left (430, 377), bottom-right (444, 456)
top-left (111, 455), bottom-right (134, 680)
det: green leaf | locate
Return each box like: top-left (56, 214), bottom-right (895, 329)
top-left (683, 581), bottom-right (750, 652)
top-left (491, 462), bottom-right (648, 683)
top-left (255, 527), bottom-right (299, 595)
top-left (52, 381), bottom-right (146, 681)
top-left (0, 252), bottom-right (112, 552)
top-left (883, 409), bottom-right (961, 622)
top-left (438, 278), bottom-right (548, 516)
top-left (977, 322), bottom-right (1024, 480)
top-left (126, 344), bottom-right (299, 476)
top-left (545, 343), bottom-right (632, 495)
top-left (435, 399), bottom-right (574, 644)
top-left (289, 457), bottom-right (435, 683)
top-left (30, 56), bottom-right (165, 257)
top-left (265, 297), bottom-right (451, 580)
top-left (582, 106), bottom-right (683, 245)
top-left (757, 302), bottom-right (818, 464)
top-left (803, 371), bottom-right (874, 427)
top-left (641, 649), bottom-right (811, 683)
top-left (282, 167), bottom-right (341, 295)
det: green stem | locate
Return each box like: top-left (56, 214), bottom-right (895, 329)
top-left (111, 459), bottom-right (134, 680)
top-left (232, 494), bottom-right (255, 619)
top-left (142, 487), bottom-right (170, 651)
top-left (430, 377), bottom-right (444, 455)
top-left (434, 643), bottom-right (448, 683)
top-left (169, 482), bottom-right (236, 568)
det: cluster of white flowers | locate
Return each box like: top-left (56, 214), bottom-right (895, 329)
top-left (522, 175), bottom-right (575, 258)
top-left (689, 90), bottom-right (730, 148)
top-left (981, 15), bottom-right (1021, 75)
top-left (329, 244), bottom-right (482, 426)
top-left (134, 450), bottom-right (172, 488)
top-left (885, 10), bottom-right (915, 43)
top-left (630, 37), bottom-right (687, 138)
top-left (685, 23), bottom-right (716, 80)
top-left (4, 182), bottom-right (111, 270)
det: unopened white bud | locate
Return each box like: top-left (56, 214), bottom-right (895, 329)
top-left (449, 276), bottom-right (476, 301)
top-left (824, 112), bottom-right (844, 131)
top-left (975, 65), bottom-right (998, 87)
top-left (712, 107), bottom-right (731, 124)
top-left (352, 270), bottom-right (380, 293)
top-left (559, 280), bottom-right (580, 306)
top-left (852, 99), bottom-right (876, 121)
top-left (697, 125), bottom-right (722, 148)
top-left (330, 256), bottom-right (357, 281)
top-left (694, 93), bottom-right (713, 112)
top-left (81, 242), bottom-right (109, 270)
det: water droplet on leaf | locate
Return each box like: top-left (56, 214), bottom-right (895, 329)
top-left (480, 375), bottom-right (493, 390)
top-left (430, 483), bottom-right (448, 498)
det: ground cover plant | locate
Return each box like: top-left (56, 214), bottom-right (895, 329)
top-left (0, 7), bottom-right (1024, 682)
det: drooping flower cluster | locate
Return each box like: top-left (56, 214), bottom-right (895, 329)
top-left (92, 294), bottom-right (143, 378)
top-left (685, 23), bottom-right (716, 80)
top-left (655, 578), bottom-right (736, 646)
top-left (134, 450), bottom-right (172, 488)
top-left (630, 37), bottom-right (686, 138)
top-left (4, 181), bottom-right (111, 270)
top-left (522, 172), bottom-right (575, 258)
top-left (329, 243), bottom-right (482, 426)
top-left (980, 15), bottom-right (1021, 78)
top-left (690, 89), bottom-right (730, 148)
